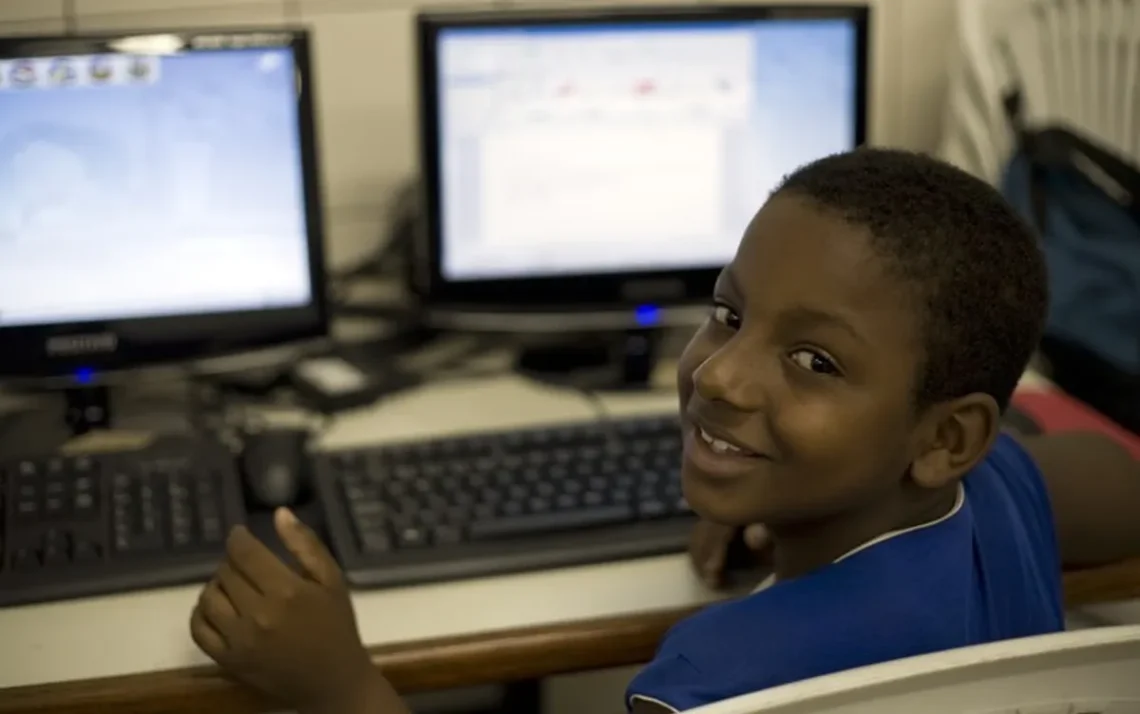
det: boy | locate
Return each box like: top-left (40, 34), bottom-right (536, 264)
top-left (189, 149), bottom-right (1140, 714)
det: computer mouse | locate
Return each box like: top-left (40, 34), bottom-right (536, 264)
top-left (240, 428), bottom-right (311, 511)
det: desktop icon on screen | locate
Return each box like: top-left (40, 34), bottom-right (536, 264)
top-left (48, 58), bottom-right (77, 86)
top-left (633, 78), bottom-right (656, 95)
top-left (89, 56), bottom-right (114, 83)
top-left (10, 60), bottom-right (36, 88)
top-left (127, 56), bottom-right (153, 81)
top-left (258, 51), bottom-right (284, 73)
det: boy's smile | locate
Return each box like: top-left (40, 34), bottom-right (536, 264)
top-left (684, 419), bottom-right (772, 478)
top-left (676, 193), bottom-right (953, 574)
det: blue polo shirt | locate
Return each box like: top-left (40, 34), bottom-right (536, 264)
top-left (628, 434), bottom-right (1065, 712)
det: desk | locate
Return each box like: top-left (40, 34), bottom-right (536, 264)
top-left (2, 372), bottom-right (1140, 714)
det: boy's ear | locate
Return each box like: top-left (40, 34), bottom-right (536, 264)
top-left (910, 393), bottom-right (1001, 490)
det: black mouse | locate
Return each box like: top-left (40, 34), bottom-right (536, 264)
top-left (240, 428), bottom-right (311, 510)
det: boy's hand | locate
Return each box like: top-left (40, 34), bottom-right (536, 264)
top-left (689, 520), bottom-right (771, 588)
top-left (190, 509), bottom-right (396, 714)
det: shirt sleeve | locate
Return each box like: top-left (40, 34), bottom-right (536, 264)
top-left (966, 433), bottom-right (1065, 630)
top-left (988, 433), bottom-right (1059, 541)
top-left (986, 433), bottom-right (1062, 576)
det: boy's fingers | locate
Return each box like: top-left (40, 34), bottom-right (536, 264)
top-left (198, 580), bottom-right (237, 621)
top-left (190, 607), bottom-right (228, 660)
top-left (743, 524), bottom-right (770, 551)
top-left (702, 551), bottom-right (726, 586)
top-left (701, 535), bottom-right (727, 583)
top-left (274, 508), bottom-right (342, 587)
top-left (216, 561), bottom-right (262, 615)
top-left (225, 526), bottom-right (295, 592)
top-left (690, 522), bottom-right (730, 586)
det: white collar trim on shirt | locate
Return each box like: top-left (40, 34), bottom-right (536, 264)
top-left (629, 694), bottom-right (681, 713)
top-left (753, 483), bottom-right (965, 593)
top-left (834, 483), bottom-right (966, 563)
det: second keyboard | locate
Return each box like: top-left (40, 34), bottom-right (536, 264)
top-left (315, 414), bottom-right (694, 588)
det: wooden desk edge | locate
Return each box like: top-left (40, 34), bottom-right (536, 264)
top-left (5, 561), bottom-right (1140, 714)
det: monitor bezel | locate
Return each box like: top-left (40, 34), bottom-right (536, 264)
top-left (416, 4), bottom-right (870, 308)
top-left (0, 28), bottom-right (328, 380)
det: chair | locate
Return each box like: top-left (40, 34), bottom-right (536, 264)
top-left (689, 626), bottom-right (1140, 714)
top-left (938, 0), bottom-right (1140, 183)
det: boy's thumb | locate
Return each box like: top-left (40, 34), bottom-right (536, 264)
top-left (274, 508), bottom-right (342, 586)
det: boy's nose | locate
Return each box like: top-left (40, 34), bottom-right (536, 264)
top-left (692, 341), bottom-right (768, 413)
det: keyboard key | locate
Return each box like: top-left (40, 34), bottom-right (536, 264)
top-left (15, 498), bottom-right (38, 519)
top-left (42, 541), bottom-right (69, 567)
top-left (73, 540), bottom-right (102, 564)
top-left (13, 547), bottom-right (38, 572)
top-left (359, 531), bottom-right (392, 553)
top-left (470, 504), bottom-right (635, 540)
top-left (396, 527), bottom-right (428, 548)
top-left (432, 525), bottom-right (463, 545)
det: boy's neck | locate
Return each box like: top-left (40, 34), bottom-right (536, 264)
top-left (767, 484), bottom-right (960, 581)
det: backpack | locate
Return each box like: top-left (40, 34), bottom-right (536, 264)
top-left (999, 90), bottom-right (1140, 433)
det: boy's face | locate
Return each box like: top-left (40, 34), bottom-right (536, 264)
top-left (678, 194), bottom-right (926, 528)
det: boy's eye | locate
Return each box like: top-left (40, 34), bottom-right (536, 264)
top-left (789, 348), bottom-right (840, 376)
top-left (710, 302), bottom-right (741, 329)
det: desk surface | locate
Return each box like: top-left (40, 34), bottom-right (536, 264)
top-left (3, 370), bottom-right (1140, 714)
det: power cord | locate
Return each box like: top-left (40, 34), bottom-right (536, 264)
top-left (577, 387), bottom-right (612, 423)
top-left (329, 178), bottom-right (420, 288)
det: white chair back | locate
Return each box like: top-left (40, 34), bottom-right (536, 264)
top-left (938, 0), bottom-right (1140, 183)
top-left (688, 626), bottom-right (1140, 714)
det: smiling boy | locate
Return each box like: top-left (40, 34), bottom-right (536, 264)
top-left (188, 149), bottom-right (1140, 714)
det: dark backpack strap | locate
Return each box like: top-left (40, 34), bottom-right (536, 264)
top-left (1030, 127), bottom-right (1140, 223)
top-left (1002, 89), bottom-right (1051, 232)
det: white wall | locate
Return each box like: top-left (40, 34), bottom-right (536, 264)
top-left (0, 0), bottom-right (962, 270)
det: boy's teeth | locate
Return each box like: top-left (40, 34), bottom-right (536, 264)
top-left (699, 427), bottom-right (742, 455)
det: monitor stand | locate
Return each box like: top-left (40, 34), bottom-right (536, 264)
top-left (514, 328), bottom-right (661, 391)
top-left (63, 386), bottom-right (114, 436)
top-left (0, 386), bottom-right (123, 457)
top-left (59, 381), bottom-right (207, 439)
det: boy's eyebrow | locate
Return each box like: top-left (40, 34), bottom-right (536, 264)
top-left (717, 267), bottom-right (866, 343)
top-left (780, 305), bottom-right (868, 344)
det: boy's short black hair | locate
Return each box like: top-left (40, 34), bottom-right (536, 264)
top-left (774, 148), bottom-right (1048, 411)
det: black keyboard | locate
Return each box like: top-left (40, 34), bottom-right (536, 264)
top-left (315, 414), bottom-right (695, 588)
top-left (0, 438), bottom-right (245, 607)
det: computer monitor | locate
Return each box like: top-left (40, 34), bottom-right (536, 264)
top-left (416, 5), bottom-right (869, 313)
top-left (0, 29), bottom-right (326, 379)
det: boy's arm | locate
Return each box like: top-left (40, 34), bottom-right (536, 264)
top-left (1021, 432), bottom-right (1140, 568)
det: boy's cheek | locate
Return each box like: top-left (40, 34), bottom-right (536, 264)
top-left (772, 400), bottom-right (911, 495)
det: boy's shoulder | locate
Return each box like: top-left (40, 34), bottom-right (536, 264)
top-left (630, 517), bottom-right (978, 711)
top-left (627, 435), bottom-right (1064, 712)
top-left (962, 433), bottom-right (1062, 586)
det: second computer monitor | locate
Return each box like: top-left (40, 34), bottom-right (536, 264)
top-left (417, 5), bottom-right (869, 310)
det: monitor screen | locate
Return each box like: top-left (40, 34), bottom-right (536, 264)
top-left (432, 16), bottom-right (862, 283)
top-left (0, 41), bottom-right (313, 328)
